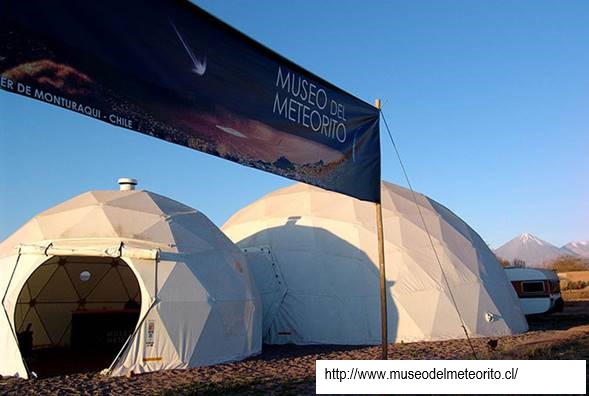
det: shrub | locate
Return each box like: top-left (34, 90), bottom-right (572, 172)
top-left (548, 256), bottom-right (589, 272)
top-left (562, 280), bottom-right (589, 291)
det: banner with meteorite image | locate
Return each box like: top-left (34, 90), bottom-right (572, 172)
top-left (0, 0), bottom-right (381, 202)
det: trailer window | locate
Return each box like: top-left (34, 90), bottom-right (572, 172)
top-left (522, 281), bottom-right (545, 293)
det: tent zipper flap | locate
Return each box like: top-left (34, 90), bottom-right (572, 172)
top-left (1, 252), bottom-right (32, 379)
top-left (105, 297), bottom-right (159, 376)
top-left (105, 254), bottom-right (159, 376)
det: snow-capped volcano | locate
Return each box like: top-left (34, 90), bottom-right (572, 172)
top-left (562, 241), bottom-right (589, 258)
top-left (494, 233), bottom-right (569, 268)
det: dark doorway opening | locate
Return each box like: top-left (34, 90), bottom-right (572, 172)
top-left (14, 256), bottom-right (141, 377)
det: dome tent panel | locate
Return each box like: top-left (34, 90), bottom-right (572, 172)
top-left (100, 206), bottom-right (164, 238)
top-left (0, 220), bottom-right (44, 258)
top-left (435, 219), bottom-right (481, 275)
top-left (104, 192), bottom-right (166, 215)
top-left (30, 303), bottom-right (79, 346)
top-left (189, 300), bottom-right (259, 365)
top-left (34, 264), bottom-right (79, 303)
top-left (159, 300), bottom-right (212, 361)
top-left (475, 241), bottom-right (513, 285)
top-left (84, 263), bottom-right (134, 303)
top-left (62, 210), bottom-right (122, 239)
top-left (397, 289), bottom-right (460, 340)
top-left (157, 260), bottom-right (210, 302)
top-left (426, 197), bottom-right (481, 244)
top-left (445, 283), bottom-right (490, 336)
top-left (14, 296), bottom-right (29, 326)
top-left (36, 192), bottom-right (100, 217)
top-left (17, 302), bottom-right (53, 347)
top-left (222, 181), bottom-right (528, 345)
top-left (34, 206), bottom-right (97, 238)
top-left (148, 192), bottom-right (195, 216)
top-left (116, 265), bottom-right (142, 301)
top-left (3, 253), bottom-right (53, 330)
top-left (170, 212), bottom-right (243, 253)
top-left (20, 261), bottom-right (59, 301)
top-left (135, 221), bottom-right (177, 249)
top-left (165, 219), bottom-right (219, 252)
top-left (384, 249), bottom-right (440, 294)
top-left (62, 259), bottom-right (123, 299)
top-left (393, 299), bottom-right (426, 341)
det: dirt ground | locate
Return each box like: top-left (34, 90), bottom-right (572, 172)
top-left (2, 300), bottom-right (588, 395)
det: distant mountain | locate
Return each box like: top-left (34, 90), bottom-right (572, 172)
top-left (494, 233), bottom-right (572, 268)
top-left (562, 241), bottom-right (589, 258)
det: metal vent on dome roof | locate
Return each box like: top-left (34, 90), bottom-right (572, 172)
top-left (118, 178), bottom-right (138, 191)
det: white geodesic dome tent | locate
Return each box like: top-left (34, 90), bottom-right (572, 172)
top-left (0, 182), bottom-right (261, 378)
top-left (222, 181), bottom-right (528, 345)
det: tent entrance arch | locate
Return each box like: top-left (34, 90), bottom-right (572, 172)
top-left (14, 255), bottom-right (142, 377)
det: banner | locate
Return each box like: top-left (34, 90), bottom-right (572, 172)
top-left (0, 0), bottom-right (380, 202)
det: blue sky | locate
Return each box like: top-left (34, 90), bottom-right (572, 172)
top-left (1, 0), bottom-right (588, 248)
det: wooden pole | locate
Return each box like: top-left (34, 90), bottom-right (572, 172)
top-left (375, 98), bottom-right (388, 360)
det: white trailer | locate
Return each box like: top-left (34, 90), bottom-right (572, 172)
top-left (505, 267), bottom-right (563, 315)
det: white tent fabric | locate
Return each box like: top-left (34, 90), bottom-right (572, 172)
top-left (0, 189), bottom-right (261, 378)
top-left (222, 182), bottom-right (528, 345)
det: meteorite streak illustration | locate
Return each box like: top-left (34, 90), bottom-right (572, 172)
top-left (171, 21), bottom-right (207, 76)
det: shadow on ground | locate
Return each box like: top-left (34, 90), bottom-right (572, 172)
top-left (527, 300), bottom-right (589, 331)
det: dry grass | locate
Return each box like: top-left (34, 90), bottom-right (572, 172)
top-left (558, 271), bottom-right (589, 295)
top-left (559, 270), bottom-right (589, 283)
top-left (550, 257), bottom-right (589, 272)
top-left (563, 289), bottom-right (589, 300)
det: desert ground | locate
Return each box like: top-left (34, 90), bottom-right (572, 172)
top-left (1, 299), bottom-right (588, 395)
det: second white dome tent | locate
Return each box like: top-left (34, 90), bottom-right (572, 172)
top-left (222, 181), bottom-right (528, 345)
